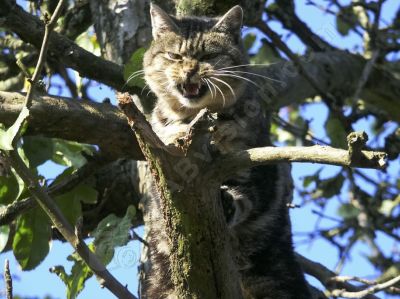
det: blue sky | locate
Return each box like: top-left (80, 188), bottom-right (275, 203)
top-left (1, 0), bottom-right (399, 298)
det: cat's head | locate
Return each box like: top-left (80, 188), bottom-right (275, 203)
top-left (143, 4), bottom-right (247, 116)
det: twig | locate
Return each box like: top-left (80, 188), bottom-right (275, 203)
top-left (0, 157), bottom-right (104, 226)
top-left (311, 210), bottom-right (342, 223)
top-left (266, 0), bottom-right (336, 51)
top-left (0, 0), bottom-right (142, 94)
top-left (24, 0), bottom-right (66, 108)
top-left (4, 259), bottom-right (12, 299)
top-left (256, 21), bottom-right (337, 104)
top-left (131, 229), bottom-right (149, 247)
top-left (214, 132), bottom-right (387, 181)
top-left (330, 275), bottom-right (400, 298)
top-left (5, 150), bottom-right (137, 299)
top-left (330, 276), bottom-right (377, 285)
top-left (272, 114), bottom-right (330, 146)
top-left (256, 21), bottom-right (353, 132)
top-left (0, 2), bottom-right (137, 297)
top-left (9, 0), bottom-right (67, 148)
top-left (296, 254), bottom-right (380, 299)
top-left (351, 50), bottom-right (380, 105)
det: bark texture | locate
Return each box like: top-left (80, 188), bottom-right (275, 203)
top-left (119, 98), bottom-right (243, 299)
top-left (89, 0), bottom-right (152, 64)
top-left (0, 91), bottom-right (142, 160)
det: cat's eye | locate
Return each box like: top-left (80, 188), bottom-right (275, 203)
top-left (201, 53), bottom-right (219, 60)
top-left (167, 52), bottom-right (182, 60)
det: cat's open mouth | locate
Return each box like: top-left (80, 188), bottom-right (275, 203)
top-left (178, 82), bottom-right (207, 100)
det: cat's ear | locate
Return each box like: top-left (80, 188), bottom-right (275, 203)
top-left (212, 5), bottom-right (243, 36)
top-left (150, 3), bottom-right (179, 39)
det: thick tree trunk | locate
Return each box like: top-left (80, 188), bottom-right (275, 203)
top-left (89, 0), bottom-right (152, 64)
top-left (118, 98), bottom-right (244, 298)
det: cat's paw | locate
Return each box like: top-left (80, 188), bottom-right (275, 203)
top-left (211, 120), bottom-right (247, 154)
top-left (163, 131), bottom-right (187, 146)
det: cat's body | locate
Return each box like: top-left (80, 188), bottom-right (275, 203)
top-left (139, 4), bottom-right (311, 299)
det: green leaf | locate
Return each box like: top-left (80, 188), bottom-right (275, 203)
top-left (92, 205), bottom-right (136, 265)
top-left (320, 174), bottom-right (345, 199)
top-left (0, 224), bottom-right (10, 252)
top-left (337, 203), bottom-right (360, 219)
top-left (52, 207), bottom-right (135, 298)
top-left (0, 174), bottom-right (20, 204)
top-left (336, 16), bottom-right (352, 36)
top-left (73, 183), bottom-right (98, 204)
top-left (0, 106), bottom-right (29, 150)
top-left (123, 48), bottom-right (146, 88)
top-left (52, 139), bottom-right (94, 168)
top-left (243, 33), bottom-right (256, 51)
top-left (55, 183), bottom-right (98, 226)
top-left (23, 136), bottom-right (54, 168)
top-left (51, 255), bottom-right (93, 299)
top-left (13, 207), bottom-right (51, 270)
top-left (67, 254), bottom-right (93, 299)
top-left (69, 264), bottom-right (92, 298)
top-left (55, 192), bottom-right (82, 227)
top-left (336, 7), bottom-right (358, 36)
top-left (302, 168), bottom-right (322, 188)
top-left (325, 113), bottom-right (347, 148)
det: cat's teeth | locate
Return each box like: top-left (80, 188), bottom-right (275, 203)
top-left (182, 82), bottom-right (201, 97)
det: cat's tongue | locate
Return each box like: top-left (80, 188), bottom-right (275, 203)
top-left (182, 83), bottom-right (200, 97)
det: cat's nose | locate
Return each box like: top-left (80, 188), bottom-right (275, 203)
top-left (183, 63), bottom-right (199, 82)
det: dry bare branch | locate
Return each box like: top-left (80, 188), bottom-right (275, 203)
top-left (3, 259), bottom-right (12, 299)
top-left (214, 138), bottom-right (387, 181)
top-left (330, 275), bottom-right (400, 298)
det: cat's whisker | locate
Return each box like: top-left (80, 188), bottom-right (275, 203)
top-left (141, 84), bottom-right (150, 95)
top-left (207, 78), bottom-right (218, 100)
top-left (213, 73), bottom-right (262, 89)
top-left (212, 57), bottom-right (224, 69)
top-left (202, 78), bottom-right (214, 99)
top-left (126, 70), bottom-right (145, 82)
top-left (216, 62), bottom-right (279, 71)
top-left (217, 70), bottom-right (282, 83)
top-left (126, 69), bottom-right (164, 86)
top-left (210, 76), bottom-right (236, 100)
top-left (209, 78), bottom-right (226, 107)
top-left (121, 70), bottom-right (147, 90)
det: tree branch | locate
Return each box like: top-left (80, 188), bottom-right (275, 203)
top-left (3, 259), bottom-right (12, 299)
top-left (256, 51), bottom-right (400, 122)
top-left (1, 1), bottom-right (399, 122)
top-left (1, 2), bottom-right (137, 296)
top-left (266, 0), bottom-right (335, 51)
top-left (118, 94), bottom-right (243, 299)
top-left (117, 92), bottom-right (184, 156)
top-left (1, 50), bottom-right (398, 161)
top-left (0, 91), bottom-right (143, 160)
top-left (330, 275), bottom-right (400, 298)
top-left (5, 150), bottom-right (137, 299)
top-left (214, 135), bottom-right (387, 181)
top-left (297, 254), bottom-right (380, 299)
top-left (0, 0), bottom-right (140, 94)
top-left (0, 155), bottom-right (105, 226)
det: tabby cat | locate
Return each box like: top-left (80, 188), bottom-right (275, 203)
top-left (139, 4), bottom-right (311, 299)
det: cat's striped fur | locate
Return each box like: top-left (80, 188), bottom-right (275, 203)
top-left (139, 4), bottom-right (311, 299)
